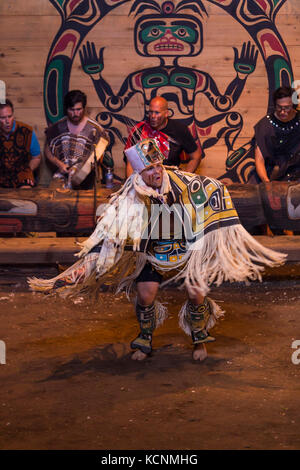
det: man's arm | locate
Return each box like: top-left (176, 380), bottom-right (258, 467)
top-left (28, 131), bottom-right (41, 173)
top-left (29, 154), bottom-right (41, 172)
top-left (44, 143), bottom-right (69, 174)
top-left (255, 145), bottom-right (270, 182)
top-left (184, 147), bottom-right (202, 173)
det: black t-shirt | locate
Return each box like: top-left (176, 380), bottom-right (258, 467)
top-left (124, 119), bottom-right (198, 167)
top-left (254, 112), bottom-right (300, 177)
top-left (159, 119), bottom-right (198, 166)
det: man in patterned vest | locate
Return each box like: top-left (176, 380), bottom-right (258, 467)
top-left (0, 99), bottom-right (41, 188)
top-left (45, 90), bottom-right (109, 190)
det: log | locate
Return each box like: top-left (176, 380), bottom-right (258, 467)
top-left (0, 181), bottom-right (300, 233)
top-left (0, 185), bottom-right (116, 234)
top-left (229, 181), bottom-right (300, 231)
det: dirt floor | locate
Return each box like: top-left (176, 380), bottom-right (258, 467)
top-left (0, 263), bottom-right (300, 451)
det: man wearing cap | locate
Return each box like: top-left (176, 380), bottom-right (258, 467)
top-left (29, 139), bottom-right (285, 362)
top-left (124, 96), bottom-right (202, 177)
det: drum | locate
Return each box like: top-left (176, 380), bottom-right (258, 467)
top-left (70, 136), bottom-right (109, 186)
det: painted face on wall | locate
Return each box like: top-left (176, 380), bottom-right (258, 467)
top-left (136, 15), bottom-right (202, 57)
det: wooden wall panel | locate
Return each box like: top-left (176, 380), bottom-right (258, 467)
top-left (0, 0), bottom-right (299, 183)
top-left (0, 0), bottom-right (55, 15)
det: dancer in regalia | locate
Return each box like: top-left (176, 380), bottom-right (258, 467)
top-left (29, 138), bottom-right (286, 361)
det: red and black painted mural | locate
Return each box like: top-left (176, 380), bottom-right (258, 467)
top-left (44, 0), bottom-right (294, 183)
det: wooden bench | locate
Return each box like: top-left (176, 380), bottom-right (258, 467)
top-left (0, 235), bottom-right (299, 265)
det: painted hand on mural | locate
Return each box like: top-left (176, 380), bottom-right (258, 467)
top-left (201, 42), bottom-right (257, 113)
top-left (45, 0), bottom-right (294, 184)
top-left (233, 41), bottom-right (258, 77)
top-left (79, 41), bottom-right (104, 79)
top-left (45, 0), bottom-right (130, 123)
top-left (80, 40), bottom-right (136, 112)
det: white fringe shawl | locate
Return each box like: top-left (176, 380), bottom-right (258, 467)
top-left (28, 170), bottom-right (170, 294)
top-left (146, 224), bottom-right (287, 296)
top-left (77, 167), bottom-right (171, 257)
top-left (28, 168), bottom-right (286, 298)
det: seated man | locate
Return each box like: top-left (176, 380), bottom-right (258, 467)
top-left (255, 86), bottom-right (300, 182)
top-left (124, 96), bottom-right (202, 177)
top-left (29, 138), bottom-right (285, 363)
top-left (45, 90), bottom-right (109, 189)
top-left (0, 99), bottom-right (41, 188)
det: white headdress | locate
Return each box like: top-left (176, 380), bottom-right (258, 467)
top-left (124, 138), bottom-right (164, 173)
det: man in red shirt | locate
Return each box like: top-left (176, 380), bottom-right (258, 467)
top-left (125, 96), bottom-right (202, 177)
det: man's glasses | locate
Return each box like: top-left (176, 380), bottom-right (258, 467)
top-left (275, 104), bottom-right (293, 112)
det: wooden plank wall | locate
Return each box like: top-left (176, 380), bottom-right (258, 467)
top-left (0, 0), bottom-right (299, 183)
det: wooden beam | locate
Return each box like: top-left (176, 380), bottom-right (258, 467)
top-left (0, 237), bottom-right (85, 265)
top-left (0, 235), bottom-right (299, 265)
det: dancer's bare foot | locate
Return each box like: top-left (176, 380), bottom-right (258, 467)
top-left (131, 349), bottom-right (148, 361)
top-left (193, 343), bottom-right (207, 361)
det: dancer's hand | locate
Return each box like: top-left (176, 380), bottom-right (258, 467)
top-left (74, 239), bottom-right (96, 258)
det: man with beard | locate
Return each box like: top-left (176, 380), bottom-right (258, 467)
top-left (45, 90), bottom-right (109, 189)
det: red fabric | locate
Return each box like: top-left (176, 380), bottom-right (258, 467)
top-left (125, 121), bottom-right (170, 160)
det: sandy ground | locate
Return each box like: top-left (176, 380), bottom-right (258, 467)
top-left (0, 264), bottom-right (300, 451)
